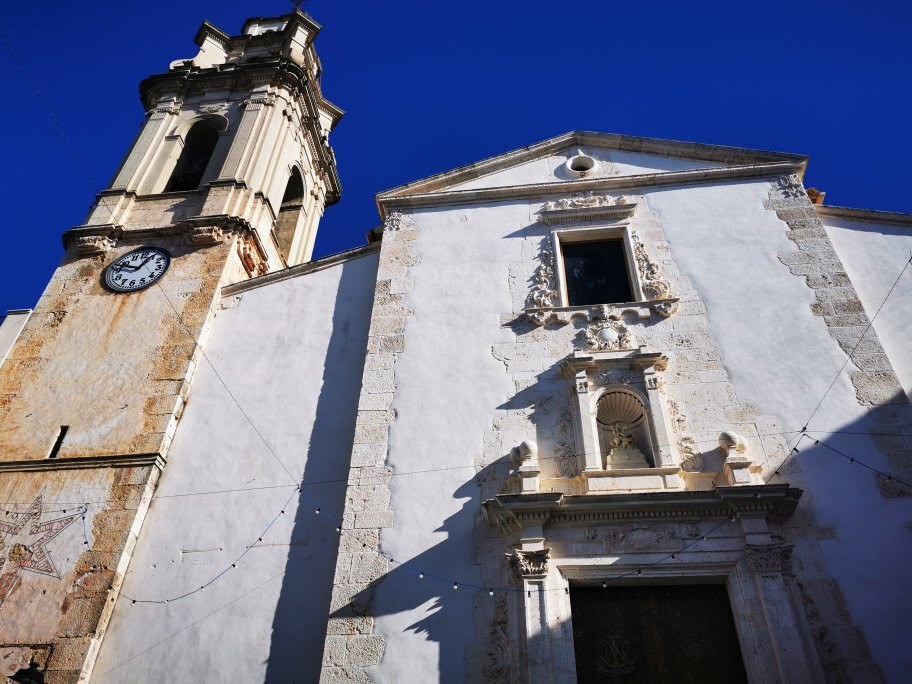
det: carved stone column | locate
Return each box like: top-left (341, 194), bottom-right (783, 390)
top-left (508, 549), bottom-right (558, 684)
top-left (744, 543), bottom-right (821, 682)
top-left (641, 365), bottom-right (676, 468)
top-left (569, 371), bottom-right (602, 472)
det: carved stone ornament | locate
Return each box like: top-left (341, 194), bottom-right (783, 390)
top-left (772, 174), bottom-right (805, 199)
top-left (184, 226), bottom-right (225, 246)
top-left (542, 192), bottom-right (629, 211)
top-left (482, 593), bottom-right (511, 683)
top-left (585, 305), bottom-right (636, 351)
top-left (150, 101), bottom-right (181, 116)
top-left (383, 211), bottom-right (415, 233)
top-left (745, 543), bottom-right (793, 574)
top-left (595, 369), bottom-right (640, 387)
top-left (678, 435), bottom-right (703, 472)
top-left (527, 245), bottom-right (559, 316)
top-left (74, 235), bottom-right (115, 256)
top-left (242, 95), bottom-right (276, 109)
top-left (505, 548), bottom-right (550, 579)
top-left (632, 232), bottom-right (678, 317)
top-left (199, 102), bottom-right (230, 114)
top-left (238, 234), bottom-right (268, 277)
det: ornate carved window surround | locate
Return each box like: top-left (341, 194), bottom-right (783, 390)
top-left (525, 194), bottom-right (679, 325)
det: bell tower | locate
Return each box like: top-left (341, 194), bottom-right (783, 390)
top-left (0, 9), bottom-right (340, 682)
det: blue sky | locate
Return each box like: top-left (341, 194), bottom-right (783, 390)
top-left (1, 0), bottom-right (909, 308)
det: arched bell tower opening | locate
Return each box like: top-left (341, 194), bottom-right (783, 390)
top-left (275, 167), bottom-right (306, 264)
top-left (164, 117), bottom-right (225, 192)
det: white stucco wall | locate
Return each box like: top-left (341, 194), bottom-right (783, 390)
top-left (362, 166), bottom-right (911, 681)
top-left (369, 203), bottom-right (522, 682)
top-left (449, 147), bottom-right (724, 191)
top-left (647, 184), bottom-right (912, 682)
top-left (93, 250), bottom-right (378, 683)
top-left (823, 216), bottom-right (912, 400)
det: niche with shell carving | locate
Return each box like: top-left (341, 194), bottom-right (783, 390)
top-left (595, 387), bottom-right (656, 469)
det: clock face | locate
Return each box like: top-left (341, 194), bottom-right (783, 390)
top-left (104, 247), bottom-right (171, 292)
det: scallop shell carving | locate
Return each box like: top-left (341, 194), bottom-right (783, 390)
top-left (596, 390), bottom-right (646, 427)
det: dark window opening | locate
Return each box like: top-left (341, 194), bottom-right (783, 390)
top-left (164, 119), bottom-right (222, 192)
top-left (562, 239), bottom-right (633, 306)
top-left (275, 168), bottom-right (306, 264)
top-left (47, 425), bottom-right (68, 459)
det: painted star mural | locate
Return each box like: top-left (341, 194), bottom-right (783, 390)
top-left (0, 496), bottom-right (82, 607)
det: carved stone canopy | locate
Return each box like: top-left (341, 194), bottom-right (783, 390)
top-left (539, 193), bottom-right (637, 224)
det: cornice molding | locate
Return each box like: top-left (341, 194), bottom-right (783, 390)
top-left (483, 484), bottom-right (802, 532)
top-left (221, 242), bottom-right (380, 296)
top-left (0, 453), bottom-right (164, 473)
top-left (62, 214), bottom-right (257, 251)
top-left (376, 130), bottom-right (807, 202)
top-left (815, 204), bottom-right (912, 228)
top-left (377, 162), bottom-right (805, 216)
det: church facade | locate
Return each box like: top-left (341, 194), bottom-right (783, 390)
top-left (0, 8), bottom-right (911, 683)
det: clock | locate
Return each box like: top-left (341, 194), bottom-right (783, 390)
top-left (104, 247), bottom-right (171, 292)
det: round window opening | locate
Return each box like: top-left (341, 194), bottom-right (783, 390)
top-left (565, 152), bottom-right (598, 177)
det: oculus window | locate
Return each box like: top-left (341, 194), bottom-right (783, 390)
top-left (562, 239), bottom-right (633, 306)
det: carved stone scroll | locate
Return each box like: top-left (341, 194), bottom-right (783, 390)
top-left (632, 232), bottom-right (678, 317)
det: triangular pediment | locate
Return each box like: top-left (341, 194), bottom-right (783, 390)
top-left (378, 131), bottom-right (806, 200)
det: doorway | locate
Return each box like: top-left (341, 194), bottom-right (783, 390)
top-left (569, 583), bottom-right (747, 683)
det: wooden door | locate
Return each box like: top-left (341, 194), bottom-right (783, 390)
top-left (570, 584), bottom-right (747, 683)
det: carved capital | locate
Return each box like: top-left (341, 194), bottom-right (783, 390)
top-left (745, 543), bottom-right (793, 574)
top-left (74, 235), bottom-right (115, 256)
top-left (199, 102), bottom-right (229, 114)
top-left (505, 548), bottom-right (550, 579)
top-left (242, 95), bottom-right (276, 109)
top-left (184, 226), bottom-right (226, 246)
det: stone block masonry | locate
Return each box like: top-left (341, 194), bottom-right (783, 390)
top-left (768, 176), bottom-right (912, 497)
top-left (320, 213), bottom-right (418, 682)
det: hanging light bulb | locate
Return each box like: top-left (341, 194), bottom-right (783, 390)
top-left (418, 572), bottom-right (424, 580)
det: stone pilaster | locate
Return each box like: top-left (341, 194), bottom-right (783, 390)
top-left (320, 212), bottom-right (419, 682)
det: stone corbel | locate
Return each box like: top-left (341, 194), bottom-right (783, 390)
top-left (74, 235), bottom-right (116, 256)
top-left (184, 225), bottom-right (226, 246)
top-left (719, 431), bottom-right (763, 485)
top-left (506, 548), bottom-right (550, 579)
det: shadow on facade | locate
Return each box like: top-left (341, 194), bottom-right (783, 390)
top-left (328, 460), bottom-right (505, 683)
top-left (264, 259), bottom-right (374, 683)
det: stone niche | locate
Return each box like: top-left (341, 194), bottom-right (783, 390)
top-left (561, 348), bottom-right (681, 493)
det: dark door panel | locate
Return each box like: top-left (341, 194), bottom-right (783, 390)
top-left (570, 584), bottom-right (747, 683)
